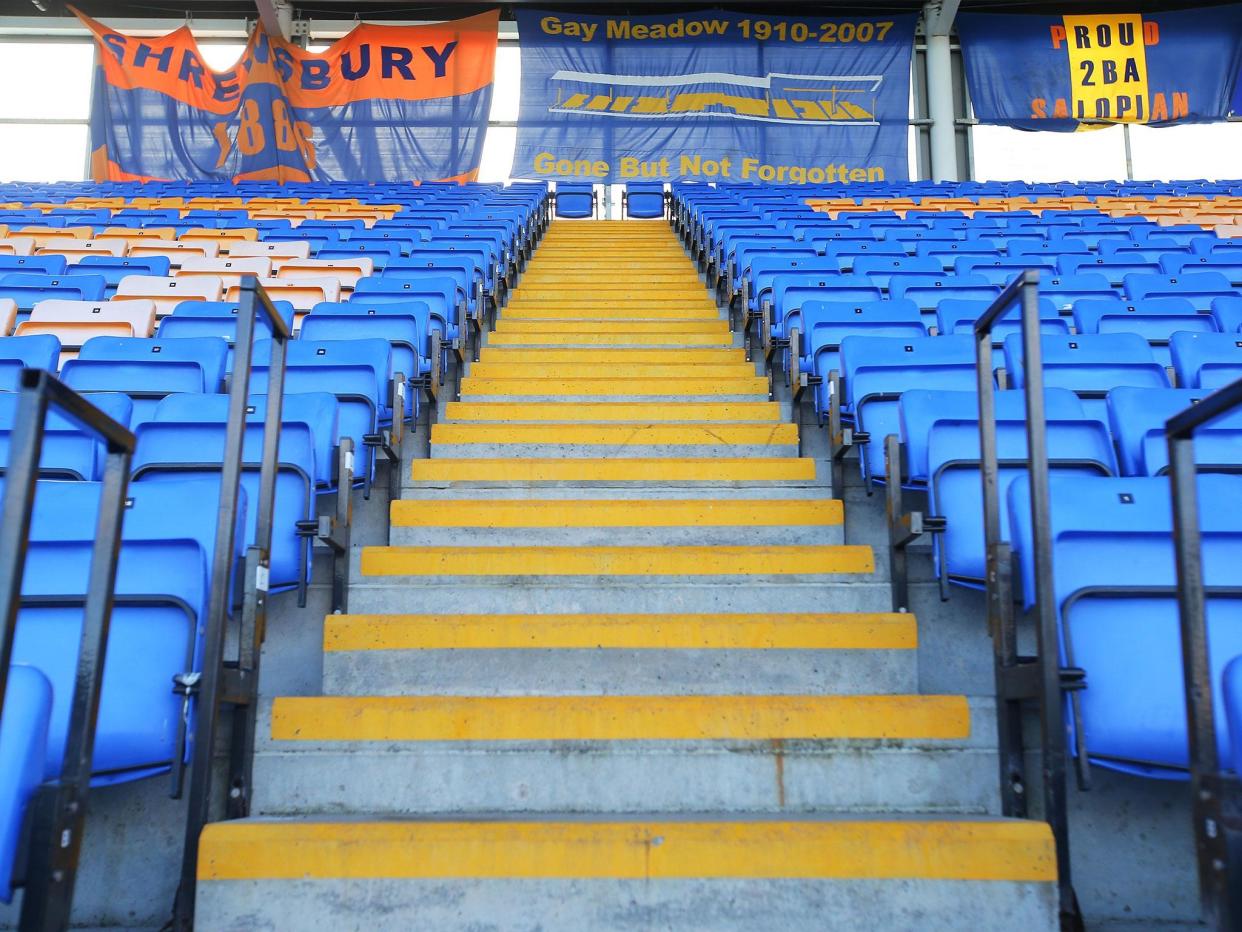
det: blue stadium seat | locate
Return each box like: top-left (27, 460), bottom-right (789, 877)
top-left (839, 333), bottom-right (980, 483)
top-left (851, 256), bottom-right (943, 290)
top-left (8, 477), bottom-right (246, 785)
top-left (59, 336), bottom-right (229, 418)
top-left (889, 274), bottom-right (1001, 318)
top-left (1123, 271), bottom-right (1236, 311)
top-left (1107, 386), bottom-right (1242, 476)
top-left (555, 183), bottom-right (595, 219)
top-left (0, 334), bottom-right (60, 388)
top-left (1038, 273), bottom-right (1118, 311)
top-left (900, 387), bottom-right (1115, 586)
top-left (1072, 296), bottom-right (1216, 365)
top-left (0, 391), bottom-right (132, 480)
top-left (1008, 473), bottom-right (1242, 777)
top-left (790, 298), bottom-right (926, 407)
top-left (1170, 331), bottom-right (1242, 389)
top-left (249, 338), bottom-right (392, 488)
top-left (1163, 252), bottom-right (1242, 285)
top-left (624, 183), bottom-right (666, 219)
top-left (1210, 296), bottom-right (1242, 333)
top-left (1225, 656), bottom-right (1242, 774)
top-left (0, 273), bottom-right (108, 317)
top-left (0, 664), bottom-right (52, 903)
top-left (0, 256), bottom-right (67, 276)
top-left (1004, 332), bottom-right (1170, 420)
top-left (353, 273), bottom-right (462, 341)
top-left (1060, 255), bottom-right (1163, 288)
top-left (132, 392), bottom-right (338, 591)
top-left (300, 313), bottom-right (421, 419)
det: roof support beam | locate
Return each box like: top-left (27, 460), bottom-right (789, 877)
top-left (254, 0), bottom-right (292, 40)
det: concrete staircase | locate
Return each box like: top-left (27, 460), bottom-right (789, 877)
top-left (195, 219), bottom-right (1058, 929)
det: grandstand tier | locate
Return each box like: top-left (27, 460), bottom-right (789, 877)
top-left (186, 218), bottom-right (1059, 928)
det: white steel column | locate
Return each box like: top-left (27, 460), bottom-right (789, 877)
top-left (923, 0), bottom-right (961, 182)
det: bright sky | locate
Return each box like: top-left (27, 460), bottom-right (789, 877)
top-left (1, 39), bottom-right (1240, 185)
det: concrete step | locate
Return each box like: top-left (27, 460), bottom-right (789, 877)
top-left (343, 576), bottom-right (892, 615)
top-left (456, 377), bottom-right (767, 397)
top-left (386, 496), bottom-right (842, 546)
top-left (428, 423), bottom-right (796, 458)
top-left (494, 320), bottom-right (728, 334)
top-left (196, 817), bottom-right (1057, 931)
top-left (442, 401), bottom-right (782, 422)
top-left (477, 347), bottom-right (746, 364)
top-left (486, 332), bottom-right (733, 346)
top-left (320, 611), bottom-right (914, 697)
top-left (408, 457), bottom-right (820, 486)
top-left (358, 543), bottom-right (872, 578)
top-left (466, 363), bottom-right (753, 380)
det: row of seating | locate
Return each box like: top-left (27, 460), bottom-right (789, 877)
top-left (0, 180), bottom-right (549, 908)
top-left (672, 181), bottom-right (1242, 784)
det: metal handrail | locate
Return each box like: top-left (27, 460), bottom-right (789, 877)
top-left (172, 277), bottom-right (289, 930)
top-left (1166, 376), bottom-right (1242, 931)
top-left (0, 369), bottom-right (135, 931)
top-left (973, 270), bottom-right (1080, 930)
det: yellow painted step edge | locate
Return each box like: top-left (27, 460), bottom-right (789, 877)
top-left (323, 612), bottom-right (913, 651)
top-left (389, 497), bottom-right (840, 527)
top-left (360, 544), bottom-right (873, 576)
top-left (198, 818), bottom-right (1056, 882)
top-left (409, 458), bottom-right (818, 482)
top-left (430, 424), bottom-right (797, 445)
top-left (269, 693), bottom-right (966, 742)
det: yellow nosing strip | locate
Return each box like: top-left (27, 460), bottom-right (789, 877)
top-left (360, 543), bottom-right (872, 576)
top-left (500, 307), bottom-right (719, 321)
top-left (486, 333), bottom-right (732, 346)
top-left (458, 378), bottom-right (768, 396)
top-left (324, 611), bottom-right (910, 651)
top-left (410, 457), bottom-right (818, 482)
top-left (495, 321), bottom-right (729, 335)
top-left (515, 290), bottom-right (708, 300)
top-left (443, 402), bottom-right (781, 422)
top-left (269, 693), bottom-right (966, 742)
top-left (198, 818), bottom-right (1055, 883)
top-left (390, 497), bottom-right (841, 527)
top-left (467, 364), bottom-right (754, 379)
top-left (478, 348), bottom-right (745, 364)
top-left (430, 423), bottom-right (797, 445)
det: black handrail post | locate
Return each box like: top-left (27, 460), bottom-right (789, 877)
top-left (0, 369), bottom-right (135, 931)
top-left (973, 271), bottom-right (1079, 929)
top-left (173, 277), bottom-right (290, 930)
top-left (1166, 378), bottom-right (1242, 930)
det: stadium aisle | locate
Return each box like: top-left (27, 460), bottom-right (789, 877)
top-left (194, 219), bottom-right (1058, 929)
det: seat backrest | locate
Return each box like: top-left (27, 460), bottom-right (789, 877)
top-left (229, 240), bottom-right (312, 260)
top-left (0, 272), bottom-right (108, 310)
top-left (75, 335), bottom-right (229, 390)
top-left (1006, 472), bottom-right (1242, 774)
top-left (1107, 386), bottom-right (1242, 476)
top-left (899, 386), bottom-right (1113, 482)
top-left (1071, 296), bottom-right (1210, 339)
top-left (841, 333), bottom-right (979, 405)
top-left (0, 390), bottom-right (133, 479)
top-left (1123, 271), bottom-right (1235, 310)
top-left (1170, 331), bottom-right (1242, 389)
top-left (1004, 332), bottom-right (1169, 393)
top-left (0, 255), bottom-right (67, 276)
top-left (115, 274), bottom-right (223, 315)
top-left (27, 298), bottom-right (157, 337)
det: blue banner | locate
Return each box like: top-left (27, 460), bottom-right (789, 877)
top-left (958, 7), bottom-right (1242, 131)
top-left (512, 9), bottom-right (916, 185)
top-left (78, 8), bottom-right (499, 183)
